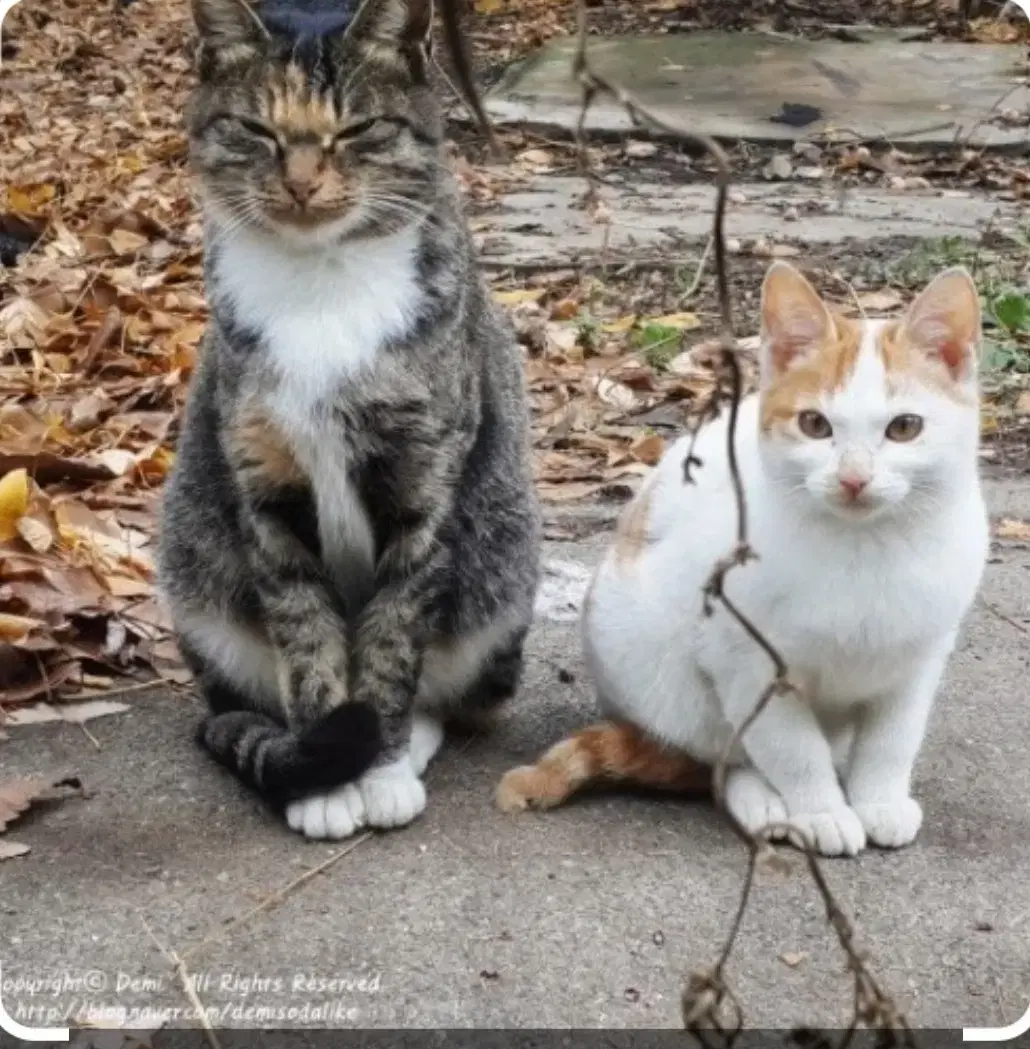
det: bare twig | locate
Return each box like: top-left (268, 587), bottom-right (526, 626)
top-left (571, 3), bottom-right (912, 1043)
top-left (809, 121), bottom-right (955, 149)
top-left (181, 831), bottom-right (374, 968)
top-left (959, 84), bottom-right (1025, 148)
top-left (142, 919), bottom-right (222, 1049)
top-left (678, 234), bottom-right (714, 306)
top-left (981, 596), bottom-right (1030, 637)
top-left (180, 734), bottom-right (481, 966)
top-left (437, 0), bottom-right (502, 157)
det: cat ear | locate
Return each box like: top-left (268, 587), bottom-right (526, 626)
top-left (899, 266), bottom-right (980, 380)
top-left (349, 0), bottom-right (433, 46)
top-left (192, 0), bottom-right (266, 50)
top-left (760, 261), bottom-right (835, 374)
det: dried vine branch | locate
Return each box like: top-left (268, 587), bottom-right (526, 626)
top-left (437, 0), bottom-right (502, 156)
top-left (569, 5), bottom-right (914, 1044)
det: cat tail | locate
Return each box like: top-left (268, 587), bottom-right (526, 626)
top-left (495, 721), bottom-right (710, 813)
top-left (197, 705), bottom-right (382, 808)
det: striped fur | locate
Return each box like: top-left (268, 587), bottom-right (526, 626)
top-left (159, 0), bottom-right (540, 834)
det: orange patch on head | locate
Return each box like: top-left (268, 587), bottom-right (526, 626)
top-left (759, 313), bottom-right (862, 432)
top-left (877, 322), bottom-right (975, 407)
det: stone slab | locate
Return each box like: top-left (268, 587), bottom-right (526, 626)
top-left (473, 177), bottom-right (1019, 266)
top-left (487, 32), bottom-right (1030, 150)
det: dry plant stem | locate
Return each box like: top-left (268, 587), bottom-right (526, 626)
top-left (437, 0), bottom-right (502, 157)
top-left (678, 234), bottom-right (713, 305)
top-left (142, 919), bottom-right (222, 1049)
top-left (179, 735), bottom-right (481, 966)
top-left (981, 597), bottom-right (1030, 637)
top-left (181, 832), bottom-right (373, 967)
top-left (570, 2), bottom-right (911, 1042)
top-left (809, 120), bottom-right (955, 148)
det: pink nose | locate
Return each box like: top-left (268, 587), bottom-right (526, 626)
top-left (839, 475), bottom-right (869, 500)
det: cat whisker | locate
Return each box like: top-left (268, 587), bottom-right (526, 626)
top-left (364, 196), bottom-right (432, 223)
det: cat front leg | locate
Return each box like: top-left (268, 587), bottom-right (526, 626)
top-left (714, 655), bottom-right (866, 857)
top-left (845, 644), bottom-right (949, 849)
top-left (229, 415), bottom-right (355, 733)
top-left (347, 540), bottom-right (453, 830)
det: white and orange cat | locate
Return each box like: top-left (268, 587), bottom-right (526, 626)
top-left (498, 262), bottom-right (989, 857)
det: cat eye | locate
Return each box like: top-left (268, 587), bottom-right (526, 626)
top-left (797, 410), bottom-right (833, 439)
top-left (885, 414), bottom-right (924, 442)
top-left (235, 116), bottom-right (280, 143)
top-left (210, 113), bottom-right (282, 154)
top-left (333, 117), bottom-right (402, 148)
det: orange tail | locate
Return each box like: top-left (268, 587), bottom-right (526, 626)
top-left (495, 722), bottom-right (711, 813)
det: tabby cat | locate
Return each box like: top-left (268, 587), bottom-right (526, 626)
top-left (498, 263), bottom-right (987, 857)
top-left (159, 0), bottom-right (540, 839)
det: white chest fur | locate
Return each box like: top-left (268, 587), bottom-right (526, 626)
top-left (214, 225), bottom-right (423, 589)
top-left (213, 224), bottom-right (422, 414)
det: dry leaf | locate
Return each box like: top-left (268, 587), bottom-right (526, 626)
top-left (6, 699), bottom-right (131, 726)
top-left (0, 467), bottom-right (30, 540)
top-left (7, 182), bottom-right (56, 216)
top-left (550, 298), bottom-right (580, 321)
top-left (108, 228), bottom-right (150, 255)
top-left (649, 311), bottom-right (700, 330)
top-left (603, 315), bottom-right (637, 334)
top-left (0, 840), bottom-right (31, 860)
top-left (493, 288), bottom-right (545, 306)
top-left (517, 148), bottom-right (554, 169)
top-left (996, 518), bottom-right (1030, 542)
top-left (595, 377), bottom-right (639, 413)
top-left (855, 289), bottom-right (903, 312)
top-left (0, 775), bottom-right (82, 832)
top-left (16, 514), bottom-right (55, 554)
top-left (0, 612), bottom-right (45, 643)
top-left (629, 433), bottom-right (665, 465)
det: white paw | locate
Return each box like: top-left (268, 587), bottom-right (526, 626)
top-left (783, 806), bottom-right (867, 857)
top-left (852, 797), bottom-right (922, 849)
top-left (725, 768), bottom-right (788, 835)
top-left (409, 713), bottom-right (445, 776)
top-left (358, 755), bottom-right (427, 829)
top-left (285, 783), bottom-right (366, 841)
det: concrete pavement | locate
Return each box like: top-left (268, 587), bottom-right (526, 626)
top-left (1, 477), bottom-right (1028, 1034)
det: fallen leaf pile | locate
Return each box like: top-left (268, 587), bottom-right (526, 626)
top-left (501, 280), bottom-right (760, 501)
top-left (463, 0), bottom-right (994, 70)
top-left (1, 0), bottom-right (199, 708)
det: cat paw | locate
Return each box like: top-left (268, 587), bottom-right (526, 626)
top-left (285, 783), bottom-right (366, 840)
top-left (408, 713), bottom-right (445, 776)
top-left (783, 806), bottom-right (867, 858)
top-left (725, 768), bottom-right (788, 835)
top-left (852, 797), bottom-right (922, 849)
top-left (358, 755), bottom-right (427, 829)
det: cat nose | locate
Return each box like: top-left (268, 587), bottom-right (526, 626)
top-left (285, 178), bottom-right (316, 205)
top-left (283, 147), bottom-right (323, 206)
top-left (838, 474), bottom-right (869, 499)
